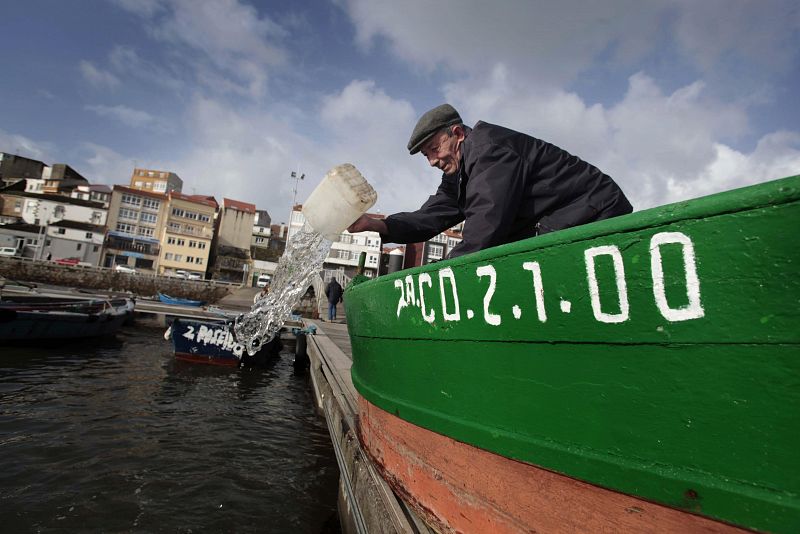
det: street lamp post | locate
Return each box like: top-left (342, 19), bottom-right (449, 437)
top-left (290, 170), bottom-right (305, 208)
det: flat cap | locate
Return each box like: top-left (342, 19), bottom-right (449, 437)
top-left (407, 104), bottom-right (463, 155)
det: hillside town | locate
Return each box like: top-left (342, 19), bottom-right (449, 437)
top-left (0, 151), bottom-right (464, 285)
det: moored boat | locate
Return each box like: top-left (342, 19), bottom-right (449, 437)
top-left (0, 296), bottom-right (135, 341)
top-left (169, 318), bottom-right (281, 367)
top-left (158, 292), bottom-right (205, 307)
top-left (345, 175), bottom-right (800, 533)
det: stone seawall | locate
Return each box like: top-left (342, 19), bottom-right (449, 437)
top-left (0, 257), bottom-right (236, 303)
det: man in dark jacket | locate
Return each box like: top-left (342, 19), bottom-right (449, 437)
top-left (324, 278), bottom-right (343, 322)
top-left (347, 104), bottom-right (632, 258)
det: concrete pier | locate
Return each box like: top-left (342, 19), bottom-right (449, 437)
top-left (304, 321), bottom-right (433, 534)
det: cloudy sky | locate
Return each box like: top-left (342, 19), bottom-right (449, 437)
top-left (1, 0), bottom-right (798, 223)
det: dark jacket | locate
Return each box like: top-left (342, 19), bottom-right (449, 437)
top-left (383, 121), bottom-right (632, 257)
top-left (325, 280), bottom-right (343, 304)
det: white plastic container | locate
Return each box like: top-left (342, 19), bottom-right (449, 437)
top-left (302, 163), bottom-right (378, 240)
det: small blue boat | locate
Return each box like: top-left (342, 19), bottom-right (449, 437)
top-left (169, 318), bottom-right (281, 366)
top-left (158, 292), bottom-right (205, 307)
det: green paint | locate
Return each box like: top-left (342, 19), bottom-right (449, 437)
top-left (347, 175), bottom-right (800, 533)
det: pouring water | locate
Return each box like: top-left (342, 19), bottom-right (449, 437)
top-left (233, 164), bottom-right (377, 356)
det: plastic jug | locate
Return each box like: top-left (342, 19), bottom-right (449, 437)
top-left (302, 163), bottom-right (378, 240)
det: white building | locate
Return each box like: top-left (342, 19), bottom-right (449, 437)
top-left (20, 194), bottom-right (107, 227)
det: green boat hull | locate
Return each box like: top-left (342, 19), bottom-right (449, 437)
top-left (346, 175), bottom-right (800, 532)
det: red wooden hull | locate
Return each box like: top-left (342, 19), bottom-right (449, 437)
top-left (358, 396), bottom-right (751, 534)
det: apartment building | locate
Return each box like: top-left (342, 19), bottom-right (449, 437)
top-left (129, 168), bottom-right (183, 194)
top-left (287, 205), bottom-right (382, 279)
top-left (158, 193), bottom-right (217, 277)
top-left (403, 224), bottom-right (464, 267)
top-left (210, 198), bottom-right (255, 282)
top-left (104, 185), bottom-right (167, 271)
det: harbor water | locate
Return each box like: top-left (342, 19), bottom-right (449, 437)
top-left (0, 324), bottom-right (341, 533)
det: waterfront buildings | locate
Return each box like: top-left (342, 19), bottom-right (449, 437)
top-left (104, 186), bottom-right (166, 270)
top-left (159, 192), bottom-right (217, 277)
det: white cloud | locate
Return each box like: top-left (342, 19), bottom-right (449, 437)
top-left (79, 143), bottom-right (138, 186)
top-left (444, 68), bottom-right (794, 210)
top-left (0, 129), bottom-right (54, 162)
top-left (115, 0), bottom-right (289, 99)
top-left (108, 46), bottom-right (184, 93)
top-left (672, 0), bottom-right (800, 72)
top-left (342, 0), bottom-right (799, 85)
top-left (319, 80), bottom-right (434, 214)
top-left (85, 104), bottom-right (165, 130)
top-left (79, 60), bottom-right (120, 89)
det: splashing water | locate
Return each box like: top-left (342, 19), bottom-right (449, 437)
top-left (233, 222), bottom-right (332, 355)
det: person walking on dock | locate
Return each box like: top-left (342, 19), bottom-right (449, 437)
top-left (325, 278), bottom-right (343, 322)
top-left (347, 103), bottom-right (632, 258)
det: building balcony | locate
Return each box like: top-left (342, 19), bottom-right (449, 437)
top-left (105, 234), bottom-right (160, 256)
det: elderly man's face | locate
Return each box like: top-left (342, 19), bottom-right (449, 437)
top-left (420, 126), bottom-right (464, 176)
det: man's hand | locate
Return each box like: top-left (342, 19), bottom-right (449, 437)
top-left (347, 214), bottom-right (387, 234)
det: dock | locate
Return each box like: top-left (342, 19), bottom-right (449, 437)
top-left (304, 320), bottom-right (433, 534)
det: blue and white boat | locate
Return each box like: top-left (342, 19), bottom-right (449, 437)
top-left (169, 318), bottom-right (282, 367)
top-left (158, 292), bottom-right (205, 307)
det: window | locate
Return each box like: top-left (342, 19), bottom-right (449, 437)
top-left (340, 234), bottom-right (352, 244)
top-left (447, 237), bottom-right (460, 249)
top-left (143, 198), bottom-right (160, 210)
top-left (174, 254), bottom-right (183, 262)
top-left (121, 194), bottom-right (141, 206)
top-left (140, 212), bottom-right (157, 224)
top-left (187, 256), bottom-right (194, 263)
top-left (56, 228), bottom-right (66, 235)
top-left (116, 223), bottom-right (135, 234)
top-left (167, 237), bottom-right (176, 245)
top-left (196, 257), bottom-right (203, 265)
top-left (185, 211), bottom-right (198, 220)
top-left (172, 208), bottom-right (185, 217)
top-left (188, 240), bottom-right (197, 248)
top-left (93, 245), bottom-right (99, 252)
top-left (137, 227), bottom-right (154, 237)
top-left (255, 237), bottom-right (265, 244)
top-left (76, 243), bottom-right (82, 250)
top-left (147, 171), bottom-right (154, 177)
top-left (199, 214), bottom-right (211, 222)
top-left (168, 222), bottom-right (180, 232)
top-left (85, 232), bottom-right (93, 238)
top-left (165, 253), bottom-right (174, 260)
top-left (428, 244), bottom-right (444, 259)
top-left (91, 211), bottom-right (102, 224)
top-left (198, 242), bottom-right (206, 249)
top-left (432, 234), bottom-right (446, 244)
top-left (119, 208), bottom-right (138, 220)
top-left (153, 182), bottom-right (166, 192)
top-left (135, 181), bottom-right (144, 187)
top-left (177, 239), bottom-right (185, 246)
